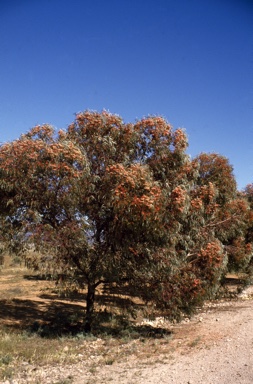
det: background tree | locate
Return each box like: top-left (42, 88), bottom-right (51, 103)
top-left (239, 184), bottom-right (253, 275)
top-left (193, 153), bottom-right (252, 275)
top-left (244, 184), bottom-right (253, 243)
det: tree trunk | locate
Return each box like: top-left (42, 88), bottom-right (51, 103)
top-left (84, 282), bottom-right (96, 332)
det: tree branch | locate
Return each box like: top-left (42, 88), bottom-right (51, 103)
top-left (204, 214), bottom-right (240, 228)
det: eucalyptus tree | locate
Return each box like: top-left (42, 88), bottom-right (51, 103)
top-left (0, 112), bottom-right (249, 330)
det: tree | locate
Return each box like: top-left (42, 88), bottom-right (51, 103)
top-left (0, 113), bottom-right (191, 329)
top-left (194, 152), bottom-right (237, 204)
top-left (193, 153), bottom-right (252, 274)
top-left (239, 184), bottom-right (253, 274)
top-left (244, 184), bottom-right (253, 244)
top-left (0, 112), bottom-right (251, 330)
top-left (147, 152), bottom-right (252, 316)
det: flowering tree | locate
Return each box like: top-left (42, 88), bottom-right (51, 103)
top-left (193, 153), bottom-right (252, 274)
top-left (244, 184), bottom-right (253, 244)
top-left (0, 111), bottom-right (251, 330)
top-left (238, 184), bottom-right (253, 274)
top-left (0, 113), bottom-right (189, 329)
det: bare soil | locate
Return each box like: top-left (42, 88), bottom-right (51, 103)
top-left (1, 259), bottom-right (253, 384)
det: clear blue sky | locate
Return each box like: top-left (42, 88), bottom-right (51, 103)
top-left (0, 0), bottom-right (252, 189)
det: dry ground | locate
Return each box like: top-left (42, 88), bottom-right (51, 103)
top-left (0, 256), bottom-right (253, 384)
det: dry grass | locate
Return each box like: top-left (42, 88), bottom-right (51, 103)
top-left (0, 330), bottom-right (83, 379)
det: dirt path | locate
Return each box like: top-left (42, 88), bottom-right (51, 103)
top-left (73, 291), bottom-right (253, 384)
top-left (89, 298), bottom-right (253, 384)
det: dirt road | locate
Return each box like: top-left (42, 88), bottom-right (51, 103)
top-left (80, 292), bottom-right (253, 384)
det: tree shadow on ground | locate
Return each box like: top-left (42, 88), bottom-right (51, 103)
top-left (91, 312), bottom-right (172, 339)
top-left (220, 275), bottom-right (250, 297)
top-left (0, 298), bottom-right (86, 336)
top-left (0, 273), bottom-right (173, 339)
top-left (23, 273), bottom-right (55, 281)
top-left (0, 281), bottom-right (172, 339)
top-left (223, 276), bottom-right (245, 286)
